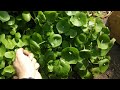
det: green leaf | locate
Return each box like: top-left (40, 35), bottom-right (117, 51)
top-left (22, 35), bottom-right (30, 46)
top-left (65, 11), bottom-right (79, 16)
top-left (31, 32), bottom-right (42, 44)
top-left (70, 12), bottom-right (87, 27)
top-left (75, 60), bottom-right (88, 70)
top-left (80, 49), bottom-right (91, 58)
top-left (0, 34), bottom-right (5, 42)
top-left (98, 59), bottom-right (109, 73)
top-left (44, 11), bottom-right (58, 23)
top-left (36, 11), bottom-right (46, 23)
top-left (90, 56), bottom-right (99, 64)
top-left (48, 34), bottom-right (62, 48)
top-left (94, 17), bottom-right (105, 32)
top-left (0, 45), bottom-right (6, 58)
top-left (15, 32), bottom-right (21, 40)
top-left (88, 17), bottom-right (96, 27)
top-left (4, 39), bottom-right (16, 49)
top-left (97, 34), bottom-right (110, 49)
top-left (22, 11), bottom-right (31, 22)
top-left (0, 11), bottom-right (10, 22)
top-left (101, 27), bottom-right (110, 34)
top-left (10, 28), bottom-right (16, 35)
top-left (0, 76), bottom-right (5, 79)
top-left (66, 29), bottom-right (77, 38)
top-left (42, 23), bottom-right (53, 33)
top-left (53, 59), bottom-right (70, 77)
top-left (16, 15), bottom-right (22, 21)
top-left (76, 33), bottom-right (87, 44)
top-left (17, 39), bottom-right (25, 48)
top-left (7, 16), bottom-right (15, 25)
top-left (2, 65), bottom-right (15, 77)
top-left (56, 19), bottom-right (70, 34)
top-left (91, 67), bottom-right (101, 77)
top-left (44, 50), bottom-right (56, 62)
top-left (30, 40), bottom-right (40, 53)
top-left (0, 60), bottom-right (5, 69)
top-left (4, 51), bottom-right (15, 59)
top-left (61, 47), bottom-right (79, 64)
top-left (78, 70), bottom-right (92, 79)
top-left (47, 60), bottom-right (54, 72)
top-left (62, 40), bottom-right (70, 48)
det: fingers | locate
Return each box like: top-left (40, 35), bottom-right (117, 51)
top-left (16, 48), bottom-right (24, 58)
top-left (35, 71), bottom-right (42, 79)
top-left (28, 53), bottom-right (34, 60)
top-left (35, 63), bottom-right (40, 70)
top-left (23, 49), bottom-right (34, 60)
top-left (31, 58), bottom-right (37, 65)
top-left (23, 50), bottom-right (31, 56)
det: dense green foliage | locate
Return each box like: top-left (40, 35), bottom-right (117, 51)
top-left (0, 11), bottom-right (115, 79)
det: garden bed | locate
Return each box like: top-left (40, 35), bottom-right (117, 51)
top-left (0, 11), bottom-right (115, 79)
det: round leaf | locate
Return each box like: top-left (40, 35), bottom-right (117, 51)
top-left (98, 59), bottom-right (109, 73)
top-left (76, 33), bottom-right (87, 44)
top-left (44, 11), bottom-right (58, 23)
top-left (0, 11), bottom-right (10, 22)
top-left (61, 47), bottom-right (79, 64)
top-left (66, 29), bottom-right (77, 38)
top-left (22, 11), bottom-right (31, 22)
top-left (94, 17), bottom-right (105, 32)
top-left (70, 12), bottom-right (87, 27)
top-left (53, 59), bottom-right (70, 77)
top-left (48, 34), bottom-right (62, 48)
top-left (97, 34), bottom-right (110, 49)
top-left (56, 19), bottom-right (70, 34)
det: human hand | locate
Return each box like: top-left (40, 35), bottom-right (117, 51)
top-left (13, 48), bottom-right (42, 79)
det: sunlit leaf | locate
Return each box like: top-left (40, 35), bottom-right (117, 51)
top-left (48, 34), bottom-right (62, 48)
top-left (70, 12), bottom-right (87, 27)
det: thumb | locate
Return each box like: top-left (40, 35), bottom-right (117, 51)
top-left (16, 48), bottom-right (24, 58)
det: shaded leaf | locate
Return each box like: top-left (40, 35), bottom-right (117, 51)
top-left (61, 47), bottom-right (79, 64)
top-left (0, 11), bottom-right (10, 22)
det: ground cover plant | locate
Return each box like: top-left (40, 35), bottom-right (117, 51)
top-left (0, 11), bottom-right (115, 79)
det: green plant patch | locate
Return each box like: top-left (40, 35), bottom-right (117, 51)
top-left (0, 11), bottom-right (115, 79)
